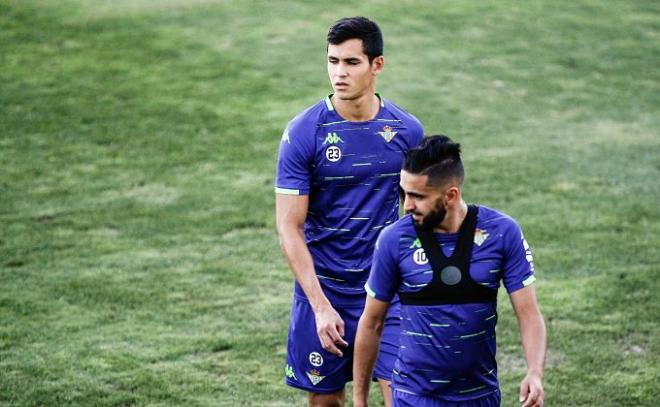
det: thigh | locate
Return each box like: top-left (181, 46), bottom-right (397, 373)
top-left (285, 298), bottom-right (359, 394)
top-left (308, 388), bottom-right (345, 407)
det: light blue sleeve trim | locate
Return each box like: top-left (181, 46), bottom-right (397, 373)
top-left (274, 187), bottom-right (300, 195)
top-left (364, 282), bottom-right (377, 298)
top-left (522, 275), bottom-right (537, 287)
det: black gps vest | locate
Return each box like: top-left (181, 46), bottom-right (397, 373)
top-left (399, 205), bottom-right (498, 305)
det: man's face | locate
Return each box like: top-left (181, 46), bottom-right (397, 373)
top-left (400, 170), bottom-right (447, 230)
top-left (327, 38), bottom-right (383, 101)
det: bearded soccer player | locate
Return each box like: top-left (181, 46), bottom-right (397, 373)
top-left (275, 17), bottom-right (424, 407)
top-left (353, 136), bottom-right (546, 407)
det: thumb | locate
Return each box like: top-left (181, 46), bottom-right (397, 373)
top-left (519, 380), bottom-right (528, 403)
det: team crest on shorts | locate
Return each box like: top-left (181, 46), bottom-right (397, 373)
top-left (474, 228), bottom-right (489, 246)
top-left (377, 125), bottom-right (397, 142)
top-left (306, 369), bottom-right (326, 386)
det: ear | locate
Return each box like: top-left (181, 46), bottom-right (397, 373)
top-left (445, 185), bottom-right (461, 206)
top-left (371, 55), bottom-right (384, 75)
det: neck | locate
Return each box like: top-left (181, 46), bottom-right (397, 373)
top-left (433, 200), bottom-right (468, 233)
top-left (331, 92), bottom-right (380, 122)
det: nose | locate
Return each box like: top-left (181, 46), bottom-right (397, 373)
top-left (403, 195), bottom-right (414, 212)
top-left (335, 63), bottom-right (348, 78)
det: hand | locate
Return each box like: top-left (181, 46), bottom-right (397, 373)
top-left (519, 372), bottom-right (544, 407)
top-left (314, 304), bottom-right (349, 357)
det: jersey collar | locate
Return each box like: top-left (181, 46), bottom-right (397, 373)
top-left (324, 93), bottom-right (385, 112)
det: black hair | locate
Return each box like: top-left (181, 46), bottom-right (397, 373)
top-left (403, 135), bottom-right (464, 186)
top-left (327, 16), bottom-right (383, 63)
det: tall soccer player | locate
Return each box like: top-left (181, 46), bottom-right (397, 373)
top-left (275, 17), bottom-right (425, 407)
top-left (353, 136), bottom-right (546, 407)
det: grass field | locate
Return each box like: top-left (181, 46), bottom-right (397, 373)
top-left (1, 0), bottom-right (659, 405)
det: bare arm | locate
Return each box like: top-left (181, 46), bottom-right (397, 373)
top-left (353, 295), bottom-right (390, 407)
top-left (510, 285), bottom-right (547, 407)
top-left (275, 193), bottom-right (347, 356)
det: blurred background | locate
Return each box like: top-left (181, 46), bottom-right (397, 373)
top-left (1, 1), bottom-right (658, 405)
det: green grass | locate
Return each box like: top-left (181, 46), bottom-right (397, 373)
top-left (1, 0), bottom-right (658, 405)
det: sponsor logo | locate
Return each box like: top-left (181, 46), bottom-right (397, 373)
top-left (377, 125), bottom-right (398, 142)
top-left (409, 238), bottom-right (422, 249)
top-left (326, 145), bottom-right (341, 162)
top-left (322, 132), bottom-right (344, 145)
top-left (474, 228), bottom-right (489, 246)
top-left (309, 352), bottom-right (323, 367)
top-left (285, 364), bottom-right (297, 381)
top-left (412, 248), bottom-right (428, 265)
top-left (523, 238), bottom-right (535, 271)
top-left (281, 128), bottom-right (290, 144)
top-left (306, 369), bottom-right (326, 386)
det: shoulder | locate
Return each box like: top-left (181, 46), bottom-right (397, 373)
top-left (382, 98), bottom-right (424, 130)
top-left (477, 205), bottom-right (523, 236)
top-left (285, 99), bottom-right (328, 137)
top-left (377, 215), bottom-right (416, 247)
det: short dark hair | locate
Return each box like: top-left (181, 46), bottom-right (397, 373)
top-left (403, 135), bottom-right (464, 187)
top-left (327, 16), bottom-right (383, 63)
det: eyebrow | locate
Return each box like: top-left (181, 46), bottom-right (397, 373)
top-left (328, 56), bottom-right (363, 62)
top-left (403, 191), bottom-right (424, 198)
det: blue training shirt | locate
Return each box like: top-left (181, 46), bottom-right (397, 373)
top-left (366, 207), bottom-right (536, 400)
top-left (276, 94), bottom-right (424, 306)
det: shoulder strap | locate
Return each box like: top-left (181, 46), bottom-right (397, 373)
top-left (414, 204), bottom-right (478, 274)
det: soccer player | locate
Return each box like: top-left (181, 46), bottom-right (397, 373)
top-left (275, 16), bottom-right (424, 407)
top-left (353, 135), bottom-right (546, 407)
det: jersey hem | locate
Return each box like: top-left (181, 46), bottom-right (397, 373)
top-left (392, 385), bottom-right (500, 402)
top-left (293, 292), bottom-right (367, 308)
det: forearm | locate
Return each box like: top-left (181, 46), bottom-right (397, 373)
top-left (277, 224), bottom-right (329, 311)
top-left (353, 314), bottom-right (384, 406)
top-left (518, 309), bottom-right (546, 377)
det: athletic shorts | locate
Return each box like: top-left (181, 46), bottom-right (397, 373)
top-left (284, 297), bottom-right (399, 393)
top-left (392, 389), bottom-right (500, 407)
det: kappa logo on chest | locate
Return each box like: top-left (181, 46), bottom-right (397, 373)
top-left (323, 132), bottom-right (344, 162)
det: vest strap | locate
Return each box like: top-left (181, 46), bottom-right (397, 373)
top-left (400, 205), bottom-right (497, 305)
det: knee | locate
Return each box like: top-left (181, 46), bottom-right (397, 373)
top-left (308, 391), bottom-right (344, 407)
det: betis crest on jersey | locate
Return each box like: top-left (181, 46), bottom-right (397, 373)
top-left (378, 125), bottom-right (397, 142)
top-left (474, 228), bottom-right (489, 246)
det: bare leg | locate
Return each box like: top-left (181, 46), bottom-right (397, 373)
top-left (378, 379), bottom-right (393, 407)
top-left (308, 389), bottom-right (345, 407)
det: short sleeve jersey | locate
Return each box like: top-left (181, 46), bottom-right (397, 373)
top-left (366, 206), bottom-right (536, 400)
top-left (276, 95), bottom-right (424, 306)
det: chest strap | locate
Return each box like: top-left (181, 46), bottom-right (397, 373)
top-left (399, 204), bottom-right (497, 305)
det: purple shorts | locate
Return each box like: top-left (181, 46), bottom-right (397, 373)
top-left (393, 389), bottom-right (500, 407)
top-left (284, 297), bottom-right (399, 393)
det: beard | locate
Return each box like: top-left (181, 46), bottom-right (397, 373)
top-left (409, 199), bottom-right (447, 230)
